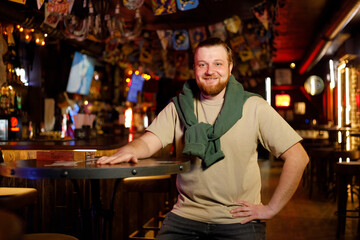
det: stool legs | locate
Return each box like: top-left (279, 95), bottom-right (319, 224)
top-left (337, 173), bottom-right (348, 238)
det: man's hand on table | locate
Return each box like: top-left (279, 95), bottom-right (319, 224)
top-left (96, 132), bottom-right (162, 165)
top-left (96, 152), bottom-right (138, 165)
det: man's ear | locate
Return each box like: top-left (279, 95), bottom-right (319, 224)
top-left (229, 62), bottom-right (234, 72)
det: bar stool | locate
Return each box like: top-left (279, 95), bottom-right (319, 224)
top-left (335, 161), bottom-right (360, 239)
top-left (0, 209), bottom-right (24, 240)
top-left (0, 196), bottom-right (79, 240)
top-left (121, 174), bottom-right (176, 240)
top-left (307, 148), bottom-right (360, 199)
top-left (0, 187), bottom-right (38, 232)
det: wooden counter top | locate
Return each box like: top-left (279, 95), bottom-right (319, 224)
top-left (0, 135), bottom-right (132, 150)
top-left (0, 134), bottom-right (137, 163)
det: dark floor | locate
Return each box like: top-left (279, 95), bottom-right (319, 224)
top-left (260, 159), bottom-right (359, 240)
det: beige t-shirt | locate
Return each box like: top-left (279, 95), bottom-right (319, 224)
top-left (146, 96), bottom-right (302, 224)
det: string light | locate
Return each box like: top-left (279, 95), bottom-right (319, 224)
top-left (12, 24), bottom-right (46, 46)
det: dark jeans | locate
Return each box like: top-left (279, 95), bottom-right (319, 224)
top-left (156, 212), bottom-right (266, 240)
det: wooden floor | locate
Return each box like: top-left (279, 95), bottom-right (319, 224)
top-left (260, 159), bottom-right (359, 240)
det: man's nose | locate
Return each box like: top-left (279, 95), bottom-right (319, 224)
top-left (205, 65), bottom-right (214, 75)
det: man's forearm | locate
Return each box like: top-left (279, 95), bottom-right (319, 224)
top-left (267, 143), bottom-right (309, 215)
top-left (122, 134), bottom-right (159, 159)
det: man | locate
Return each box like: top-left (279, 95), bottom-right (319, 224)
top-left (97, 38), bottom-right (309, 240)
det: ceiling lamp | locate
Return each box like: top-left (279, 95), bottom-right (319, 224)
top-left (299, 1), bottom-right (360, 74)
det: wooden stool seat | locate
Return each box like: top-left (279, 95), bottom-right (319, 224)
top-left (23, 233), bottom-right (79, 240)
top-left (122, 175), bottom-right (172, 192)
top-left (0, 209), bottom-right (24, 240)
top-left (122, 175), bottom-right (175, 240)
top-left (0, 187), bottom-right (38, 210)
top-left (0, 187), bottom-right (38, 232)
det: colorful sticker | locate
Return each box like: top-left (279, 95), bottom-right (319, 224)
top-left (140, 48), bottom-right (152, 64)
top-left (176, 0), bottom-right (199, 11)
top-left (229, 35), bottom-right (246, 52)
top-left (208, 22), bottom-right (227, 41)
top-left (188, 27), bottom-right (206, 49)
top-left (48, 0), bottom-right (74, 14)
top-left (244, 32), bottom-right (261, 49)
top-left (239, 47), bottom-right (253, 62)
top-left (44, 3), bottom-right (61, 28)
top-left (255, 27), bottom-right (271, 43)
top-left (123, 0), bottom-right (144, 10)
top-left (172, 30), bottom-right (189, 50)
top-left (152, 0), bottom-right (176, 15)
top-left (224, 15), bottom-right (242, 34)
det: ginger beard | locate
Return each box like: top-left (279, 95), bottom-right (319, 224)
top-left (197, 75), bottom-right (230, 97)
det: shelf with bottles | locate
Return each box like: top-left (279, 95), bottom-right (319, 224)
top-left (0, 82), bottom-right (22, 116)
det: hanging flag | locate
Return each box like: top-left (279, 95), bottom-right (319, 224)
top-left (208, 22), bottom-right (227, 41)
top-left (123, 0), bottom-right (144, 10)
top-left (8, 0), bottom-right (26, 4)
top-left (224, 15), bottom-right (242, 34)
top-left (188, 27), bottom-right (206, 49)
top-left (252, 2), bottom-right (269, 30)
top-left (156, 30), bottom-right (173, 50)
top-left (172, 30), bottom-right (189, 50)
top-left (37, 0), bottom-right (44, 9)
top-left (152, 0), bottom-right (176, 15)
top-left (176, 0), bottom-right (199, 11)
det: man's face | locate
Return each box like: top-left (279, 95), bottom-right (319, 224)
top-left (194, 45), bottom-right (233, 98)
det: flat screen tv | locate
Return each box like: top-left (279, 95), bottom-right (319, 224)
top-left (66, 52), bottom-right (95, 95)
top-left (126, 74), bottom-right (145, 103)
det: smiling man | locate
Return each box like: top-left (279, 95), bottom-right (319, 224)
top-left (194, 41), bottom-right (233, 99)
top-left (97, 38), bottom-right (309, 240)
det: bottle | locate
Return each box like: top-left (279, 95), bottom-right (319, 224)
top-left (17, 94), bottom-right (21, 112)
top-left (9, 86), bottom-right (15, 113)
top-left (0, 86), bottom-right (9, 115)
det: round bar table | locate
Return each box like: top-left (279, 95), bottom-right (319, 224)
top-left (0, 157), bottom-right (191, 240)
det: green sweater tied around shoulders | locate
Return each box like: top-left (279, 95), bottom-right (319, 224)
top-left (172, 75), bottom-right (257, 169)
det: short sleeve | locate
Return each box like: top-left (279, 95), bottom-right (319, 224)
top-left (255, 98), bottom-right (302, 158)
top-left (146, 102), bottom-right (178, 148)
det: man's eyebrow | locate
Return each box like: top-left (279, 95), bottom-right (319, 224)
top-left (196, 59), bottom-right (226, 63)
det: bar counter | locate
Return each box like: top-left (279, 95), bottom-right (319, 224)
top-left (0, 135), bottom-right (133, 162)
